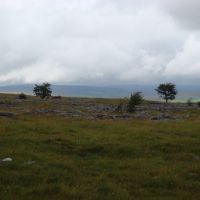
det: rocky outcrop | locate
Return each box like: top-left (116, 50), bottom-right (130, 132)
top-left (0, 112), bottom-right (15, 117)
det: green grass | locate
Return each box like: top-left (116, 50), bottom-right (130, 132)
top-left (0, 115), bottom-right (200, 199)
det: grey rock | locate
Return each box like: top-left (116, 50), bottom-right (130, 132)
top-left (192, 155), bottom-right (200, 161)
top-left (0, 112), bottom-right (15, 117)
top-left (24, 160), bottom-right (35, 165)
top-left (2, 157), bottom-right (13, 162)
top-left (151, 114), bottom-right (176, 121)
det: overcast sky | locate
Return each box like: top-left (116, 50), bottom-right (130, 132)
top-left (1, 0), bottom-right (200, 85)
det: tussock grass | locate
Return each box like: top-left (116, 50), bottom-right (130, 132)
top-left (0, 93), bottom-right (200, 199)
top-left (0, 115), bottom-right (200, 199)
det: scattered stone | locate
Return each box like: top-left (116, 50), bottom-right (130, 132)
top-left (115, 103), bottom-right (128, 113)
top-left (24, 160), bottom-right (35, 165)
top-left (151, 116), bottom-right (160, 120)
top-left (1, 157), bottom-right (13, 162)
top-left (52, 96), bottom-right (62, 99)
top-left (0, 112), bottom-right (15, 117)
top-left (192, 155), bottom-right (200, 161)
top-left (113, 115), bottom-right (130, 120)
top-left (96, 114), bottom-right (105, 119)
top-left (151, 114), bottom-right (177, 121)
top-left (2, 95), bottom-right (191, 120)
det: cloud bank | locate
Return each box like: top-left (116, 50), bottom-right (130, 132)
top-left (0, 0), bottom-right (200, 85)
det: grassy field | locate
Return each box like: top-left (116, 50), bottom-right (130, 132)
top-left (0, 94), bottom-right (200, 199)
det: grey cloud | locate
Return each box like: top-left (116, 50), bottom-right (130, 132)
top-left (165, 35), bottom-right (200, 81)
top-left (0, 0), bottom-right (199, 85)
top-left (156, 0), bottom-right (200, 30)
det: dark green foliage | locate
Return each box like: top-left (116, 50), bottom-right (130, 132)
top-left (197, 101), bottom-right (200, 107)
top-left (18, 93), bottom-right (27, 99)
top-left (33, 83), bottom-right (52, 99)
top-left (155, 83), bottom-right (177, 103)
top-left (187, 98), bottom-right (193, 106)
top-left (127, 92), bottom-right (143, 112)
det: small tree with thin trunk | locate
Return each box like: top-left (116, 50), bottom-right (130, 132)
top-left (155, 83), bottom-right (177, 103)
top-left (33, 83), bottom-right (52, 99)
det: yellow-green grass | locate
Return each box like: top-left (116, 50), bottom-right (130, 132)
top-left (0, 115), bottom-right (200, 199)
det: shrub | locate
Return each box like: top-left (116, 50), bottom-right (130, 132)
top-left (187, 98), bottom-right (192, 106)
top-left (127, 92), bottom-right (143, 113)
top-left (197, 101), bottom-right (200, 107)
top-left (18, 93), bottom-right (27, 99)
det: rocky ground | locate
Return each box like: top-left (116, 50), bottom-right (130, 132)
top-left (0, 94), bottom-right (199, 121)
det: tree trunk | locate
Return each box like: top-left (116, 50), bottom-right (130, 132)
top-left (165, 95), bottom-right (168, 104)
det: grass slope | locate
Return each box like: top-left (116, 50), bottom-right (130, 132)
top-left (0, 115), bottom-right (200, 199)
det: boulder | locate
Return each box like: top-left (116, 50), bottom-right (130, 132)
top-left (2, 157), bottom-right (13, 162)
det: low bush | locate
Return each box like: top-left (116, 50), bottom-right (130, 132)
top-left (127, 92), bottom-right (143, 113)
top-left (18, 93), bottom-right (27, 99)
top-left (187, 98), bottom-right (192, 106)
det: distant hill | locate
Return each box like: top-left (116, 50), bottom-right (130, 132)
top-left (0, 84), bottom-right (199, 101)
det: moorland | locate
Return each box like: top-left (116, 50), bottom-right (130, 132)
top-left (0, 93), bottom-right (200, 199)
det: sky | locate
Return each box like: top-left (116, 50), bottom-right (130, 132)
top-left (1, 0), bottom-right (200, 85)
